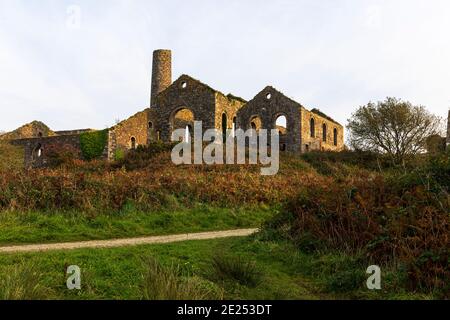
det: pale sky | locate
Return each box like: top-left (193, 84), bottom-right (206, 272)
top-left (0, 0), bottom-right (449, 133)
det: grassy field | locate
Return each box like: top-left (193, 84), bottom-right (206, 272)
top-left (0, 146), bottom-right (447, 299)
top-left (0, 205), bottom-right (274, 245)
top-left (0, 235), bottom-right (434, 300)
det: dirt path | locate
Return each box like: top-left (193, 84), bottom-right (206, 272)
top-left (0, 228), bottom-right (258, 254)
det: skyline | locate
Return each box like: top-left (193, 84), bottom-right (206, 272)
top-left (1, 0), bottom-right (449, 136)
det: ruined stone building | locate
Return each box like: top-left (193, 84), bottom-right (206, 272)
top-left (7, 49), bottom-right (345, 167)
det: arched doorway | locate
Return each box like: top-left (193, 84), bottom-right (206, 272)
top-left (274, 114), bottom-right (288, 152)
top-left (275, 115), bottom-right (287, 135)
top-left (131, 137), bottom-right (136, 150)
top-left (171, 107), bottom-right (194, 142)
top-left (249, 116), bottom-right (262, 132)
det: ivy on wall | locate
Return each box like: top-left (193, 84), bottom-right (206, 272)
top-left (79, 129), bottom-right (108, 160)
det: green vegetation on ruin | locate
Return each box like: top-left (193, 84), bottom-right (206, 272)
top-left (79, 129), bottom-right (108, 160)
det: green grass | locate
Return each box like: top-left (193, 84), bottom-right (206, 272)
top-left (0, 236), bottom-right (321, 300)
top-left (0, 235), bottom-right (434, 300)
top-left (0, 205), bottom-right (274, 245)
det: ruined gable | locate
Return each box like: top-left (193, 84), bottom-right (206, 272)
top-left (0, 121), bottom-right (55, 141)
top-left (153, 75), bottom-right (217, 141)
top-left (236, 86), bottom-right (303, 152)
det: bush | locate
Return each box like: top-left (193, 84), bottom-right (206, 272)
top-left (265, 157), bottom-right (449, 294)
top-left (114, 142), bottom-right (177, 170)
top-left (45, 143), bottom-right (80, 168)
top-left (211, 254), bottom-right (263, 287)
top-left (325, 269), bottom-right (366, 293)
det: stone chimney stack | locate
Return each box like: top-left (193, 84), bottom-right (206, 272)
top-left (150, 49), bottom-right (172, 107)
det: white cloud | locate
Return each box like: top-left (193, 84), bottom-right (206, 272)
top-left (0, 0), bottom-right (448, 133)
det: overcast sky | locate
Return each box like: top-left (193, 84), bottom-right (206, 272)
top-left (0, 0), bottom-right (449, 133)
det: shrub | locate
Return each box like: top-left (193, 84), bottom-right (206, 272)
top-left (325, 269), bottom-right (366, 293)
top-left (45, 143), bottom-right (80, 168)
top-left (114, 142), bottom-right (177, 170)
top-left (211, 254), bottom-right (263, 287)
top-left (265, 155), bottom-right (449, 294)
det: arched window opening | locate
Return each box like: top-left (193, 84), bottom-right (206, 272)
top-left (275, 115), bottom-right (287, 135)
top-left (333, 128), bottom-right (338, 146)
top-left (38, 132), bottom-right (43, 138)
top-left (131, 137), bottom-right (136, 150)
top-left (171, 108), bottom-right (194, 142)
top-left (232, 117), bottom-right (237, 137)
top-left (33, 143), bottom-right (43, 159)
top-left (322, 124), bottom-right (327, 142)
top-left (222, 113), bottom-right (227, 142)
top-left (148, 122), bottom-right (153, 129)
top-left (249, 116), bottom-right (262, 136)
top-left (305, 144), bottom-right (309, 152)
top-left (310, 118), bottom-right (315, 138)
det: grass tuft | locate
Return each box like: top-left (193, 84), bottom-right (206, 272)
top-left (0, 260), bottom-right (52, 300)
top-left (211, 254), bottom-right (263, 288)
top-left (141, 258), bottom-right (223, 300)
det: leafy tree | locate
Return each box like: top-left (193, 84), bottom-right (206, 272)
top-left (347, 97), bottom-right (442, 163)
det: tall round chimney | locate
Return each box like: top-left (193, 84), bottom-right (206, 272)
top-left (150, 49), bottom-right (172, 107)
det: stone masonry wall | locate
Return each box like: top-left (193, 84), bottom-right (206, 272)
top-left (300, 108), bottom-right (344, 152)
top-left (236, 86), bottom-right (302, 152)
top-left (153, 75), bottom-right (216, 142)
top-left (111, 109), bottom-right (150, 154)
top-left (215, 93), bottom-right (246, 133)
top-left (12, 134), bottom-right (81, 168)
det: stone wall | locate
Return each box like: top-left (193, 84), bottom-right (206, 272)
top-left (110, 109), bottom-right (150, 155)
top-left (11, 134), bottom-right (81, 168)
top-left (153, 75), bottom-right (216, 142)
top-left (55, 129), bottom-right (95, 136)
top-left (215, 92), bottom-right (246, 134)
top-left (300, 108), bottom-right (344, 152)
top-left (236, 86), bottom-right (302, 152)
